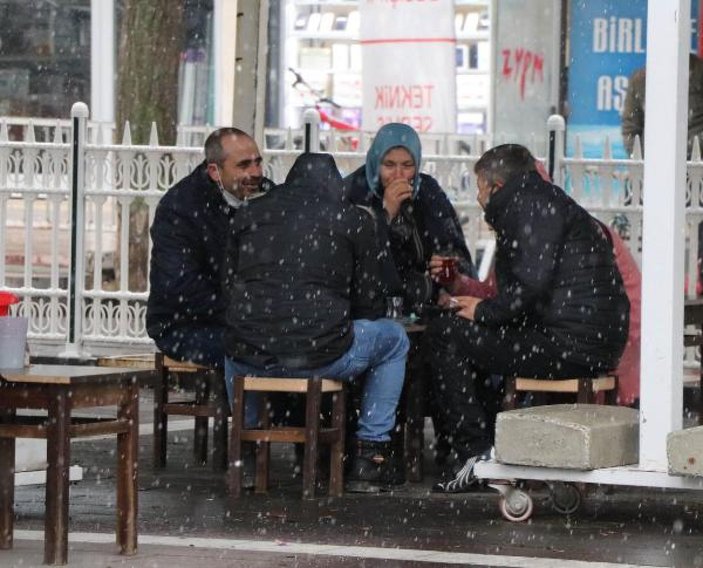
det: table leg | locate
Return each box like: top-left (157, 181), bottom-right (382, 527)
top-left (153, 364), bottom-right (168, 469)
top-left (211, 370), bottom-right (229, 472)
top-left (117, 380), bottom-right (139, 555)
top-left (329, 389), bottom-right (345, 497)
top-left (228, 376), bottom-right (246, 502)
top-left (404, 344), bottom-right (427, 483)
top-left (303, 379), bottom-right (322, 500)
top-left (0, 409), bottom-right (16, 550)
top-left (193, 372), bottom-right (209, 465)
top-left (45, 391), bottom-right (70, 565)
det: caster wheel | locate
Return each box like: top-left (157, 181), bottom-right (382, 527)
top-left (498, 488), bottom-right (534, 522)
top-left (550, 482), bottom-right (581, 515)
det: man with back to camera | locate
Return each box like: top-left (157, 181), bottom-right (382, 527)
top-left (222, 152), bottom-right (410, 493)
top-left (427, 144), bottom-right (630, 493)
top-left (147, 127), bottom-right (273, 378)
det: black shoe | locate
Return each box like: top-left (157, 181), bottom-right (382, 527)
top-left (432, 449), bottom-right (492, 494)
top-left (345, 440), bottom-right (404, 493)
top-left (433, 435), bottom-right (452, 467)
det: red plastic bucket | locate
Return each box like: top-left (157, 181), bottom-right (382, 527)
top-left (0, 292), bottom-right (19, 317)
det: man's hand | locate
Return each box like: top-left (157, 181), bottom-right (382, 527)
top-left (437, 290), bottom-right (452, 307)
top-left (383, 179), bottom-right (413, 220)
top-left (429, 254), bottom-right (459, 292)
top-left (449, 295), bottom-right (482, 320)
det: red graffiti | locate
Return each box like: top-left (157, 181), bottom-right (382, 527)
top-left (501, 48), bottom-right (544, 100)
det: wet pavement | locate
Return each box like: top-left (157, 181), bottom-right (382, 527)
top-left (5, 393), bottom-right (703, 568)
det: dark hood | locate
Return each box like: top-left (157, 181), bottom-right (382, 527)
top-left (283, 152), bottom-right (343, 196)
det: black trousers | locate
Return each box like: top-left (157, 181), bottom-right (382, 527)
top-left (427, 313), bottom-right (610, 462)
top-left (154, 324), bottom-right (225, 369)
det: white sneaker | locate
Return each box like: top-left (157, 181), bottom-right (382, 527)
top-left (432, 448), bottom-right (492, 494)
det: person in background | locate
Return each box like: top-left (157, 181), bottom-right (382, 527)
top-left (344, 122), bottom-right (475, 312)
top-left (604, 222), bottom-right (641, 407)
top-left (622, 52), bottom-right (703, 158)
top-left (622, 53), bottom-right (703, 291)
top-left (223, 152), bottom-right (409, 494)
top-left (427, 144), bottom-right (629, 493)
top-left (147, 127), bottom-right (273, 371)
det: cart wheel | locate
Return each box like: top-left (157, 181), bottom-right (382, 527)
top-left (549, 482), bottom-right (581, 515)
top-left (498, 488), bottom-right (534, 522)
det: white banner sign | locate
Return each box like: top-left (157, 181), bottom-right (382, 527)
top-left (359, 0), bottom-right (456, 133)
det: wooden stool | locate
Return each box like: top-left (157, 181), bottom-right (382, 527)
top-left (229, 376), bottom-right (345, 501)
top-left (503, 375), bottom-right (618, 410)
top-left (97, 353), bottom-right (230, 471)
top-left (154, 353), bottom-right (230, 470)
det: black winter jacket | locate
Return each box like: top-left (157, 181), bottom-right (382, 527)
top-left (476, 171), bottom-right (629, 370)
top-left (223, 153), bottom-right (386, 369)
top-left (344, 166), bottom-right (475, 309)
top-left (146, 161), bottom-right (272, 340)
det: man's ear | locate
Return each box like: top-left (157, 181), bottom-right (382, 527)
top-left (206, 162), bottom-right (220, 182)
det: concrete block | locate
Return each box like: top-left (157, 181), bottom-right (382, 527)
top-left (668, 427), bottom-right (703, 476)
top-left (495, 404), bottom-right (639, 469)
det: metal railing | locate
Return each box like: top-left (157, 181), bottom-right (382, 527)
top-left (1, 104), bottom-right (700, 356)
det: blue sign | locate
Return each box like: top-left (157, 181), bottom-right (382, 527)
top-left (567, 0), bottom-right (699, 158)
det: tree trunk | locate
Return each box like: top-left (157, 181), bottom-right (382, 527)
top-left (115, 0), bottom-right (184, 292)
top-left (116, 0), bottom-right (183, 145)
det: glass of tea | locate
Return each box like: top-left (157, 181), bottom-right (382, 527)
top-left (437, 256), bottom-right (458, 286)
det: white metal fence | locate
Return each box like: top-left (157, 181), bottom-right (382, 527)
top-left (0, 104), bottom-right (700, 354)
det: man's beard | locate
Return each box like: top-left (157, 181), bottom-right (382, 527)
top-left (228, 177), bottom-right (261, 200)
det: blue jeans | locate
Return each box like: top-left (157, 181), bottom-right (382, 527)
top-left (225, 319), bottom-right (409, 442)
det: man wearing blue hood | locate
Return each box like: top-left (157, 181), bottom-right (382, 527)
top-left (223, 152), bottom-right (409, 493)
top-left (344, 123), bottom-right (475, 310)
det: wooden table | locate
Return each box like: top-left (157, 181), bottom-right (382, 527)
top-left (0, 364), bottom-right (154, 565)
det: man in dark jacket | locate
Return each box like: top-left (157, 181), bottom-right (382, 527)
top-left (429, 144), bottom-right (630, 493)
top-left (344, 123), bottom-right (475, 311)
top-left (146, 127), bottom-right (273, 369)
top-left (223, 152), bottom-right (409, 493)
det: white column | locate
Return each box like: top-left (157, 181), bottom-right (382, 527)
top-left (253, 0), bottom-right (269, 145)
top-left (639, 0), bottom-right (690, 469)
top-left (90, 0), bottom-right (115, 123)
top-left (213, 0), bottom-right (238, 126)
